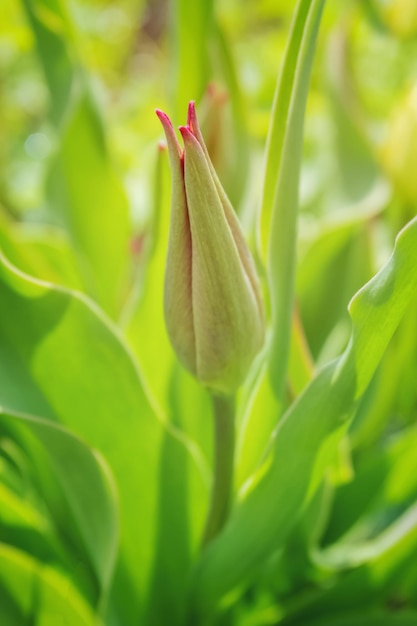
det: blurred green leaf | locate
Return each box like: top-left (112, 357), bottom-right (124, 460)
top-left (22, 0), bottom-right (131, 316)
top-left (0, 465), bottom-right (66, 573)
top-left (0, 211), bottom-right (83, 290)
top-left (352, 297), bottom-right (417, 449)
top-left (235, 351), bottom-right (280, 489)
top-left (284, 500), bottom-right (417, 623)
top-left (0, 481), bottom-right (46, 532)
top-left (0, 408), bottom-right (119, 599)
top-left (208, 22), bottom-right (250, 211)
top-left (46, 90), bottom-right (130, 317)
top-left (122, 144), bottom-right (174, 411)
top-left (0, 542), bottom-right (101, 626)
top-left (297, 188), bottom-right (386, 357)
top-left (0, 252), bottom-right (206, 625)
top-left (170, 0), bottom-right (214, 118)
top-left (325, 23), bottom-right (380, 204)
top-left (20, 0), bottom-right (77, 124)
top-left (323, 426), bottom-right (417, 546)
top-left (302, 612), bottom-right (417, 626)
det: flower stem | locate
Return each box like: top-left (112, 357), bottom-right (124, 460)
top-left (202, 393), bottom-right (235, 548)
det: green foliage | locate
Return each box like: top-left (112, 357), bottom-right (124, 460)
top-left (1, 0), bottom-right (417, 624)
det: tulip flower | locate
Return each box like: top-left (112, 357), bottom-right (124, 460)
top-left (156, 101), bottom-right (264, 395)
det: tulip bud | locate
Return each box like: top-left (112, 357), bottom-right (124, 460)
top-left (156, 101), bottom-right (264, 395)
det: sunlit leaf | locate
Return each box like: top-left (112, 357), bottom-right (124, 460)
top-left (0, 253), bottom-right (206, 625)
top-left (46, 90), bottom-right (130, 317)
top-left (0, 542), bottom-right (101, 626)
top-left (0, 408), bottom-right (119, 599)
top-left (191, 216), bottom-right (417, 616)
top-left (259, 0), bottom-right (326, 402)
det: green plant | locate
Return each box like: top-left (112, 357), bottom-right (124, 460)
top-left (1, 0), bottom-right (417, 625)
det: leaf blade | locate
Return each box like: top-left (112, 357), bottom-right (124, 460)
top-left (191, 216), bottom-right (417, 614)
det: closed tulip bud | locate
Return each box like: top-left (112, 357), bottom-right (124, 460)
top-left (156, 101), bottom-right (264, 395)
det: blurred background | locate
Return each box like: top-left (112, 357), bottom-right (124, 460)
top-left (2, 2), bottom-right (417, 623)
top-left (1, 0), bottom-right (417, 353)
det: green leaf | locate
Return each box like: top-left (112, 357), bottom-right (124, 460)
top-left (0, 481), bottom-right (45, 531)
top-left (20, 0), bottom-right (76, 124)
top-left (284, 500), bottom-right (417, 623)
top-left (0, 542), bottom-right (101, 626)
top-left (191, 216), bottom-right (417, 616)
top-left (209, 20), bottom-right (250, 211)
top-left (122, 145), bottom-right (175, 412)
top-left (0, 213), bottom-right (83, 291)
top-left (297, 190), bottom-right (385, 357)
top-left (258, 0), bottom-right (326, 401)
top-left (323, 425), bottom-right (417, 546)
top-left (0, 408), bottom-right (119, 598)
top-left (170, 0), bottom-right (214, 118)
top-left (351, 295), bottom-right (417, 449)
top-left (0, 458), bottom-right (94, 602)
top-left (0, 253), bottom-right (206, 625)
top-left (302, 612), bottom-right (417, 626)
top-left (21, 0), bottom-right (131, 317)
top-left (46, 90), bottom-right (130, 317)
top-left (143, 424), bottom-right (207, 626)
top-left (235, 353), bottom-right (280, 489)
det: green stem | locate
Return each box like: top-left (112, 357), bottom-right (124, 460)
top-left (202, 393), bottom-right (235, 547)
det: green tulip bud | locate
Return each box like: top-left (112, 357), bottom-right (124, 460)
top-left (156, 101), bottom-right (264, 395)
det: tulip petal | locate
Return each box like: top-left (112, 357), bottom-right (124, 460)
top-left (156, 110), bottom-right (196, 374)
top-left (180, 125), bottom-right (263, 393)
top-left (186, 102), bottom-right (264, 322)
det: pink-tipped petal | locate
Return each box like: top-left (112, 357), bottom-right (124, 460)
top-left (160, 101), bottom-right (265, 394)
top-left (179, 125), bottom-right (191, 139)
top-left (155, 108), bottom-right (172, 126)
top-left (187, 100), bottom-right (197, 132)
top-left (156, 109), bottom-right (182, 159)
top-left (184, 101), bottom-right (207, 152)
top-left (179, 125), bottom-right (200, 147)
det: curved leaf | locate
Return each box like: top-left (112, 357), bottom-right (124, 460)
top-left (0, 542), bottom-right (101, 626)
top-left (284, 501), bottom-right (417, 623)
top-left (0, 408), bottom-right (119, 597)
top-left (191, 216), bottom-right (417, 615)
top-left (46, 91), bottom-right (130, 317)
top-left (20, 0), bottom-right (76, 124)
top-left (0, 213), bottom-right (83, 291)
top-left (0, 252), bottom-right (206, 625)
top-left (259, 0), bottom-right (326, 401)
top-left (22, 0), bottom-right (130, 317)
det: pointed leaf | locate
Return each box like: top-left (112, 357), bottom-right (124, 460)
top-left (0, 543), bottom-right (101, 626)
top-left (191, 216), bottom-right (417, 615)
top-left (0, 408), bottom-right (119, 596)
top-left (258, 0), bottom-right (326, 401)
top-left (0, 253), bottom-right (205, 625)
